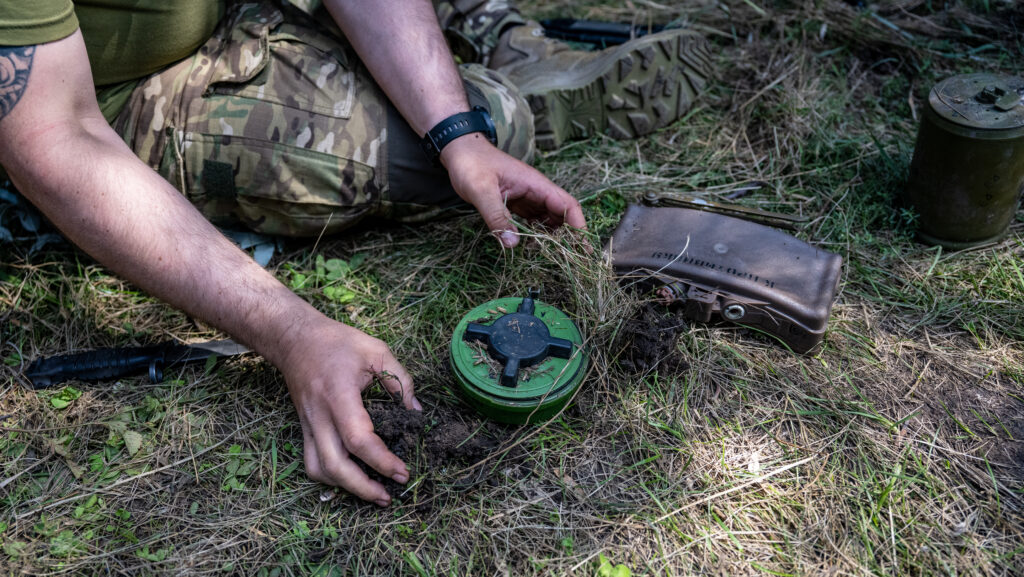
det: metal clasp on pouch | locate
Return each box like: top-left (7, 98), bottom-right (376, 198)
top-left (641, 191), bottom-right (808, 230)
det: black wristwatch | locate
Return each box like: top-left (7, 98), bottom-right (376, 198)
top-left (420, 105), bottom-right (497, 166)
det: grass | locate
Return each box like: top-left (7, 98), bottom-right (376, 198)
top-left (2, 0), bottom-right (1023, 575)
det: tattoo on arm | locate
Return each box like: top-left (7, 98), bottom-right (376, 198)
top-left (0, 46), bottom-right (36, 120)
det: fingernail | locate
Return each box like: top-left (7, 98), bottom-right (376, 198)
top-left (392, 472), bottom-right (409, 484)
top-left (375, 498), bottom-right (390, 507)
top-left (500, 230), bottom-right (518, 248)
top-left (412, 397), bottom-right (423, 411)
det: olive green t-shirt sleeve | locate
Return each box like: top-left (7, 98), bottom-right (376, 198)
top-left (0, 0), bottom-right (79, 46)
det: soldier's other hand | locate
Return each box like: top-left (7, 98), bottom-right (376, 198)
top-left (278, 317), bottom-right (421, 506)
top-left (440, 135), bottom-right (586, 248)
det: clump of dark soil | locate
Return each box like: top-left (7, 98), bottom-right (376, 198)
top-left (367, 403), bottom-right (500, 466)
top-left (365, 404), bottom-right (427, 463)
top-left (618, 303), bottom-right (690, 373)
top-left (364, 401), bottom-right (506, 506)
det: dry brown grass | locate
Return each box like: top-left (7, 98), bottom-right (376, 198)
top-left (2, 0), bottom-right (1023, 575)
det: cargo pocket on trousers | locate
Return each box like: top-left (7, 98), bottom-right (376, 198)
top-left (207, 19), bottom-right (357, 120)
top-left (171, 5), bottom-right (380, 237)
top-left (176, 132), bottom-right (376, 237)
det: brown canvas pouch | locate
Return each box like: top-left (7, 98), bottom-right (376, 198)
top-left (610, 204), bottom-right (843, 353)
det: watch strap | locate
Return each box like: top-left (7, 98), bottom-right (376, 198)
top-left (420, 105), bottom-right (497, 166)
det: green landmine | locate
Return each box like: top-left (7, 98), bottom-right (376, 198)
top-left (450, 292), bottom-right (587, 424)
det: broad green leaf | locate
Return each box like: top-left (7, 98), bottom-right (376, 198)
top-left (324, 258), bottom-right (350, 281)
top-left (50, 386), bottom-right (82, 410)
top-left (3, 541), bottom-right (26, 558)
top-left (236, 460), bottom-right (257, 477)
top-left (123, 431), bottom-right (143, 456)
top-left (105, 418), bottom-right (128, 436)
top-left (49, 530), bottom-right (79, 557)
top-left (322, 286), bottom-right (355, 303)
top-left (289, 272), bottom-right (308, 290)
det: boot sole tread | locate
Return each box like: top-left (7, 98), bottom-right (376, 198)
top-left (524, 31), bottom-right (712, 151)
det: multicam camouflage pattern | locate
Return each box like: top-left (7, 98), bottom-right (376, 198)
top-left (278, 0), bottom-right (524, 66)
top-left (114, 1), bottom-right (532, 237)
top-left (463, 64), bottom-right (534, 164)
top-left (434, 0), bottom-right (526, 65)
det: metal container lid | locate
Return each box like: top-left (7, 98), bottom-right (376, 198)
top-left (929, 73), bottom-right (1024, 132)
top-left (450, 290), bottom-right (587, 424)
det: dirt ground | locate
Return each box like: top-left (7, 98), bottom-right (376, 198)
top-left (362, 401), bottom-right (508, 509)
top-left (1, 1), bottom-right (1022, 575)
top-left (617, 303), bottom-right (691, 374)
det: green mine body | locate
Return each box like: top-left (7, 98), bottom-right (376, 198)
top-left (904, 73), bottom-right (1024, 249)
top-left (450, 295), bottom-right (587, 425)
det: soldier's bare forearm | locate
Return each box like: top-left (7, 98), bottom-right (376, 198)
top-left (0, 32), bottom-right (324, 371)
top-left (322, 1), bottom-right (587, 247)
top-left (2, 30), bottom-right (421, 505)
top-left (324, 0), bottom-right (471, 136)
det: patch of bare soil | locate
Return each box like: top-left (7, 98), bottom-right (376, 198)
top-left (861, 344), bottom-right (1024, 484)
top-left (367, 403), bottom-right (500, 466)
top-left (617, 303), bottom-right (690, 374)
top-left (364, 401), bottom-right (508, 508)
top-left (916, 373), bottom-right (1024, 481)
top-left (365, 404), bottom-right (427, 462)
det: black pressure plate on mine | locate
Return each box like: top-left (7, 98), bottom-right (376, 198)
top-left (449, 289), bottom-right (587, 424)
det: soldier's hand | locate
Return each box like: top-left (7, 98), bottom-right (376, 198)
top-left (278, 317), bottom-right (421, 506)
top-left (440, 135), bottom-right (586, 248)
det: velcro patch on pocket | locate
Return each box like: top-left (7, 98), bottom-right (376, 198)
top-left (201, 159), bottom-right (237, 199)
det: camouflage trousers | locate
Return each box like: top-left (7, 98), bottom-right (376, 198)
top-left (434, 0), bottom-right (526, 65)
top-left (113, 0), bottom-right (533, 237)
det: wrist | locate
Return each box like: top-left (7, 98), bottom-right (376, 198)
top-left (252, 295), bottom-right (332, 372)
top-left (438, 130), bottom-right (497, 169)
top-left (421, 106), bottom-right (497, 167)
top-left (416, 102), bottom-right (473, 137)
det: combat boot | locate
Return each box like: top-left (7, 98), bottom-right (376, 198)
top-left (490, 22), bottom-right (713, 150)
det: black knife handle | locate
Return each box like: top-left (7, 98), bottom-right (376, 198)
top-left (25, 346), bottom-right (167, 389)
top-left (540, 19), bottom-right (665, 46)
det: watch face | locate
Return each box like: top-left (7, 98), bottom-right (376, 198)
top-left (477, 106), bottom-right (497, 144)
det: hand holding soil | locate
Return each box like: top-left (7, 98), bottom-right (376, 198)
top-left (277, 317), bottom-right (422, 507)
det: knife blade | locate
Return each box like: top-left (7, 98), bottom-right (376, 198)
top-left (24, 339), bottom-right (251, 389)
